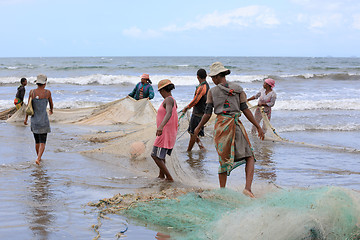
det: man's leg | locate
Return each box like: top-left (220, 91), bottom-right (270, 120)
top-left (151, 155), bottom-right (173, 181)
top-left (218, 172), bottom-right (227, 188)
top-left (187, 133), bottom-right (197, 151)
top-left (243, 156), bottom-right (255, 198)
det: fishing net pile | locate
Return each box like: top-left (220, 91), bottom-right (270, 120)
top-left (90, 186), bottom-right (360, 240)
top-left (0, 107), bottom-right (17, 120)
top-left (5, 97), bottom-right (204, 185)
top-left (6, 97), bottom-right (157, 125)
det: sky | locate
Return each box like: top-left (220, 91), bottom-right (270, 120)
top-left (1, 0), bottom-right (360, 57)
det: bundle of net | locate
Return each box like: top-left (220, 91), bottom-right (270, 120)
top-left (6, 96), bottom-right (157, 125)
top-left (109, 186), bottom-right (360, 240)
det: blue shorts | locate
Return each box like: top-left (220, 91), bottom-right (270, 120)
top-left (151, 146), bottom-right (173, 160)
top-left (187, 114), bottom-right (204, 136)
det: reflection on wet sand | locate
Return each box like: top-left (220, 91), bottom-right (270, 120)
top-left (185, 151), bottom-right (206, 174)
top-left (254, 144), bottom-right (277, 182)
top-left (27, 167), bottom-right (54, 240)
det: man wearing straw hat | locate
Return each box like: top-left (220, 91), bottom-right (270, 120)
top-left (194, 62), bottom-right (264, 198)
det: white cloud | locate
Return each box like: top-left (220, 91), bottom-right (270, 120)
top-left (122, 27), bottom-right (142, 38)
top-left (296, 13), bottom-right (343, 31)
top-left (163, 6), bottom-right (280, 32)
top-left (292, 0), bottom-right (360, 31)
top-left (124, 6), bottom-right (280, 38)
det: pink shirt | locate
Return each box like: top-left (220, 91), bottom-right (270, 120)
top-left (153, 97), bottom-right (178, 149)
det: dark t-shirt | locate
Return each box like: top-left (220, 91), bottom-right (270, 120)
top-left (15, 85), bottom-right (25, 101)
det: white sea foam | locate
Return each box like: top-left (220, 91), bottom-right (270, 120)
top-left (274, 99), bottom-right (360, 110)
top-left (0, 100), bottom-right (13, 111)
top-left (0, 74), bottom-right (266, 85)
top-left (277, 124), bottom-right (360, 132)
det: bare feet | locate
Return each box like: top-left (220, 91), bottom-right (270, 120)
top-left (35, 159), bottom-right (41, 165)
top-left (165, 177), bottom-right (174, 182)
top-left (243, 189), bottom-right (255, 198)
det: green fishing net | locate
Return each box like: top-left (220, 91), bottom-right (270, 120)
top-left (119, 186), bottom-right (360, 240)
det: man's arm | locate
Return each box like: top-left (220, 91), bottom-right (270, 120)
top-left (128, 83), bottom-right (139, 98)
top-left (193, 90), bottom-right (213, 136)
top-left (148, 85), bottom-right (155, 100)
top-left (48, 91), bottom-right (53, 115)
top-left (182, 84), bottom-right (206, 112)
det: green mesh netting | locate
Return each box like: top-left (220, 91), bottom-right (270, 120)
top-left (121, 187), bottom-right (360, 240)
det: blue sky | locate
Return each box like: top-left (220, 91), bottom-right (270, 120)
top-left (1, 0), bottom-right (360, 57)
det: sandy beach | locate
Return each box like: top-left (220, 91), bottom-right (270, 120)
top-left (1, 56), bottom-right (359, 239)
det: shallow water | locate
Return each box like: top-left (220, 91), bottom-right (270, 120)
top-left (1, 113), bottom-right (360, 239)
top-left (1, 56), bottom-right (360, 239)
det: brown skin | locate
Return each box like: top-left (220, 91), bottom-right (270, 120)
top-left (181, 75), bottom-right (206, 152)
top-left (140, 78), bottom-right (147, 84)
top-left (152, 87), bottom-right (176, 181)
top-left (193, 74), bottom-right (264, 197)
top-left (24, 83), bottom-right (53, 165)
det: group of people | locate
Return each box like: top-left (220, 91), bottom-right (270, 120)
top-left (17, 61), bottom-right (276, 197)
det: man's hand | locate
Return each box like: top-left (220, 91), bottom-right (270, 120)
top-left (156, 128), bottom-right (163, 136)
top-left (257, 126), bottom-right (265, 140)
top-left (181, 106), bottom-right (189, 113)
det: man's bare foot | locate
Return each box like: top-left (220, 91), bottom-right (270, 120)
top-left (157, 175), bottom-right (165, 179)
top-left (243, 189), bottom-right (255, 198)
top-left (199, 145), bottom-right (206, 151)
top-left (165, 177), bottom-right (174, 182)
top-left (35, 159), bottom-right (41, 165)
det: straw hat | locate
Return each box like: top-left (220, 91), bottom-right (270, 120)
top-left (35, 74), bottom-right (47, 84)
top-left (158, 79), bottom-right (172, 91)
top-left (208, 62), bottom-right (230, 77)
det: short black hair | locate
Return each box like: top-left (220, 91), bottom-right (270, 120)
top-left (20, 78), bottom-right (27, 84)
top-left (197, 69), bottom-right (207, 79)
top-left (162, 83), bottom-right (175, 92)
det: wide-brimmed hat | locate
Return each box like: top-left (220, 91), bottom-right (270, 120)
top-left (141, 73), bottom-right (149, 79)
top-left (208, 62), bottom-right (230, 77)
top-left (158, 79), bottom-right (172, 91)
top-left (35, 74), bottom-right (47, 84)
top-left (264, 78), bottom-right (275, 88)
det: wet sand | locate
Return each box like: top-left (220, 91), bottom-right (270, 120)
top-left (1, 120), bottom-right (359, 239)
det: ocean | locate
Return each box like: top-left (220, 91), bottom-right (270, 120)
top-left (0, 56), bottom-right (359, 239)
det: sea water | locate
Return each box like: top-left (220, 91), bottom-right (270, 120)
top-left (0, 56), bottom-right (359, 239)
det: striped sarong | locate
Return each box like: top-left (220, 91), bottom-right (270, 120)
top-left (214, 113), bottom-right (253, 176)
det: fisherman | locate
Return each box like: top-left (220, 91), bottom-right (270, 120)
top-left (247, 78), bottom-right (277, 133)
top-left (128, 74), bottom-right (155, 100)
top-left (181, 68), bottom-right (209, 151)
top-left (194, 62), bottom-right (264, 197)
top-left (14, 77), bottom-right (27, 110)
